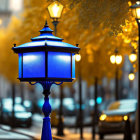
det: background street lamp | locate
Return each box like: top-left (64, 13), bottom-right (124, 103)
top-left (75, 52), bottom-right (83, 140)
top-left (12, 21), bottom-right (80, 140)
top-left (48, 1), bottom-right (64, 136)
top-left (129, 49), bottom-right (137, 63)
top-left (110, 49), bottom-right (122, 100)
top-left (130, 2), bottom-right (140, 140)
top-left (128, 71), bottom-right (135, 90)
top-left (48, 1), bottom-right (64, 35)
top-left (128, 71), bottom-right (135, 81)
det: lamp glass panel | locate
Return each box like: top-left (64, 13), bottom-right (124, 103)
top-left (23, 52), bottom-right (45, 78)
top-left (48, 52), bottom-right (71, 78)
top-left (72, 54), bottom-right (75, 78)
top-left (18, 53), bottom-right (22, 78)
top-left (136, 8), bottom-right (140, 19)
top-left (48, 1), bottom-right (63, 18)
top-left (110, 55), bottom-right (116, 64)
top-left (116, 55), bottom-right (122, 64)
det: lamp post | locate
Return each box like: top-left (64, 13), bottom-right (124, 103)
top-left (92, 77), bottom-right (98, 140)
top-left (110, 49), bottom-right (122, 100)
top-left (48, 1), bottom-right (64, 135)
top-left (75, 52), bottom-right (83, 140)
top-left (12, 21), bottom-right (80, 140)
top-left (130, 2), bottom-right (140, 140)
top-left (48, 1), bottom-right (64, 36)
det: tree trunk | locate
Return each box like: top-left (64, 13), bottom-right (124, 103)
top-left (57, 85), bottom-right (64, 136)
top-left (92, 77), bottom-right (98, 140)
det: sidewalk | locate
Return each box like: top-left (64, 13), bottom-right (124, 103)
top-left (0, 127), bottom-right (30, 140)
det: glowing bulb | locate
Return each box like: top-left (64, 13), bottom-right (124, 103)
top-left (136, 8), bottom-right (140, 19)
top-left (0, 19), bottom-right (2, 25)
top-left (129, 53), bottom-right (137, 63)
top-left (124, 115), bottom-right (128, 121)
top-left (136, 1), bottom-right (140, 5)
top-left (100, 114), bottom-right (107, 121)
top-left (75, 54), bottom-right (81, 62)
top-left (128, 73), bottom-right (135, 81)
top-left (116, 55), bottom-right (122, 64)
top-left (110, 55), bottom-right (116, 64)
top-left (52, 4), bottom-right (59, 17)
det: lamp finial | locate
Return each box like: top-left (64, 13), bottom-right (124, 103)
top-left (44, 20), bottom-right (48, 27)
top-left (76, 44), bottom-right (79, 47)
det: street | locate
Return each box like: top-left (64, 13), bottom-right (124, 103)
top-left (0, 114), bottom-right (136, 140)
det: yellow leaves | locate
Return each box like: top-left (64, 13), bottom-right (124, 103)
top-left (124, 37), bottom-right (131, 43)
top-left (0, 0), bottom-right (137, 85)
top-left (128, 1), bottom-right (132, 7)
top-left (0, 16), bottom-right (21, 83)
top-left (131, 41), bottom-right (138, 49)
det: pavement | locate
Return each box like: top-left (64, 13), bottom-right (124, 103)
top-left (0, 127), bottom-right (30, 140)
top-left (0, 125), bottom-right (136, 140)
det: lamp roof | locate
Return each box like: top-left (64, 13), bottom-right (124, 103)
top-left (130, 1), bottom-right (140, 9)
top-left (12, 21), bottom-right (80, 53)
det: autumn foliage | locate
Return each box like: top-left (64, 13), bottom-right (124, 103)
top-left (0, 0), bottom-right (138, 85)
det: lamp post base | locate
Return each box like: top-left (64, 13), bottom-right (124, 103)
top-left (40, 82), bottom-right (53, 140)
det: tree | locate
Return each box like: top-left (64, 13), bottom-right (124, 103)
top-left (0, 0), bottom-right (138, 85)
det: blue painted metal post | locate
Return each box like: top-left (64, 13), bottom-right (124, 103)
top-left (40, 82), bottom-right (53, 140)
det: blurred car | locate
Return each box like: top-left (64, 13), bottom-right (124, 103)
top-left (15, 97), bottom-right (33, 112)
top-left (38, 97), bottom-right (76, 116)
top-left (63, 98), bottom-right (76, 116)
top-left (98, 99), bottom-right (137, 139)
top-left (0, 98), bottom-right (32, 127)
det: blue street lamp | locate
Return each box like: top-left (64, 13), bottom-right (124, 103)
top-left (12, 21), bottom-right (80, 140)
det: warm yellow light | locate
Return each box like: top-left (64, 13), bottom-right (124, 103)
top-left (129, 53), bottom-right (137, 63)
top-left (75, 54), bottom-right (81, 62)
top-left (100, 114), bottom-right (107, 121)
top-left (48, 1), bottom-right (64, 19)
top-left (116, 55), bottom-right (122, 65)
top-left (124, 115), bottom-right (128, 121)
top-left (131, 1), bottom-right (140, 19)
top-left (128, 73), bottom-right (135, 81)
top-left (136, 8), bottom-right (140, 19)
top-left (110, 55), bottom-right (116, 64)
top-left (0, 19), bottom-right (2, 25)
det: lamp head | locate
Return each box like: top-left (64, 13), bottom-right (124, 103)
top-left (48, 1), bottom-right (64, 19)
top-left (129, 50), bottom-right (137, 63)
top-left (110, 49), bottom-right (122, 65)
top-left (130, 1), bottom-right (140, 20)
top-left (75, 54), bottom-right (81, 62)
